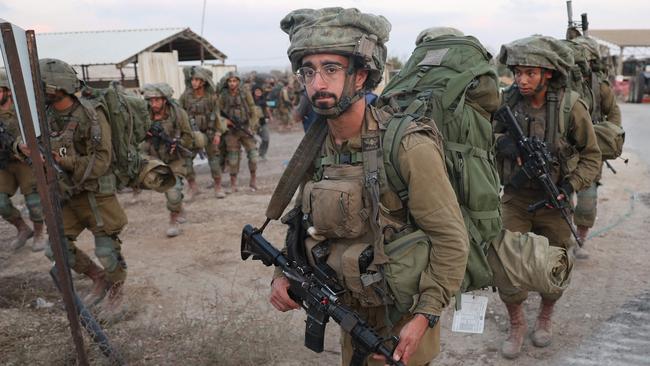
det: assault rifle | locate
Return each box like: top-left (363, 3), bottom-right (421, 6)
top-left (146, 122), bottom-right (192, 157)
top-left (221, 111), bottom-right (255, 139)
top-left (495, 105), bottom-right (583, 247)
top-left (241, 224), bottom-right (404, 366)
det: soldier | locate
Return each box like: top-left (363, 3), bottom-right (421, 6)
top-left (269, 8), bottom-right (468, 365)
top-left (572, 36), bottom-right (622, 259)
top-left (34, 59), bottom-right (128, 319)
top-left (219, 72), bottom-right (259, 192)
top-left (494, 36), bottom-right (601, 358)
top-left (269, 80), bottom-right (292, 130)
top-left (179, 66), bottom-right (227, 199)
top-left (251, 85), bottom-right (271, 160)
top-left (0, 70), bottom-right (47, 251)
top-left (140, 83), bottom-right (193, 237)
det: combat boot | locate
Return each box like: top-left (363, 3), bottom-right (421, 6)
top-left (98, 281), bottom-right (127, 324)
top-left (574, 225), bottom-right (590, 259)
top-left (501, 302), bottom-right (528, 359)
top-left (82, 261), bottom-right (110, 307)
top-left (31, 222), bottom-right (48, 252)
top-left (531, 299), bottom-right (555, 347)
top-left (9, 217), bottom-right (34, 250)
top-left (166, 212), bottom-right (182, 237)
top-left (249, 172), bottom-right (258, 192)
top-left (213, 177), bottom-right (226, 199)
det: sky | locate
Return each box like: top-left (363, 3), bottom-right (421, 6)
top-left (2, 0), bottom-right (649, 70)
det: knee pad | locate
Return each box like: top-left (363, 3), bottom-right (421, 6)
top-left (45, 237), bottom-right (77, 267)
top-left (94, 236), bottom-right (119, 273)
top-left (24, 192), bottom-right (44, 222)
top-left (247, 148), bottom-right (259, 163)
top-left (208, 157), bottom-right (222, 177)
top-left (165, 187), bottom-right (183, 206)
top-left (0, 193), bottom-right (14, 218)
top-left (227, 151), bottom-right (239, 165)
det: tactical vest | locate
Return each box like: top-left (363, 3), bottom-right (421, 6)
top-left (301, 106), bottom-right (436, 324)
top-left (221, 90), bottom-right (252, 126)
top-left (181, 91), bottom-right (216, 132)
top-left (47, 99), bottom-right (114, 195)
top-left (145, 104), bottom-right (184, 164)
top-left (0, 107), bottom-right (21, 164)
top-left (500, 86), bottom-right (581, 187)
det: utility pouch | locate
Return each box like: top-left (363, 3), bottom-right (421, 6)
top-left (383, 229), bottom-right (431, 319)
top-left (340, 243), bottom-right (386, 307)
top-left (302, 165), bottom-right (368, 239)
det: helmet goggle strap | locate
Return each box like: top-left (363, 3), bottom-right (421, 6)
top-left (311, 55), bottom-right (365, 118)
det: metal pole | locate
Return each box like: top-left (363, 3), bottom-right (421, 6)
top-left (0, 23), bottom-right (89, 365)
top-left (200, 0), bottom-right (207, 37)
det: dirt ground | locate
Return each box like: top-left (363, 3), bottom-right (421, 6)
top-left (1, 122), bottom-right (649, 366)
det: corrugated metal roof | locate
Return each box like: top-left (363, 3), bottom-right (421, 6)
top-left (590, 29), bottom-right (650, 48)
top-left (35, 27), bottom-right (227, 66)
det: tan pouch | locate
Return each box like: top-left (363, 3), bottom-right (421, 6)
top-left (302, 165), bottom-right (368, 239)
top-left (341, 243), bottom-right (386, 307)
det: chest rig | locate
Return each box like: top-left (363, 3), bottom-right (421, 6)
top-left (502, 87), bottom-right (581, 187)
top-left (184, 92), bottom-right (215, 132)
top-left (222, 90), bottom-right (251, 125)
top-left (301, 112), bottom-right (390, 310)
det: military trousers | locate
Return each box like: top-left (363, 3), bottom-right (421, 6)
top-left (185, 131), bottom-right (223, 181)
top-left (51, 191), bottom-right (128, 283)
top-left (224, 129), bottom-right (257, 175)
top-left (498, 188), bottom-right (574, 304)
top-left (0, 160), bottom-right (43, 222)
top-left (340, 305), bottom-right (440, 366)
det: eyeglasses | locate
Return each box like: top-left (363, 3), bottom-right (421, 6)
top-left (296, 64), bottom-right (345, 85)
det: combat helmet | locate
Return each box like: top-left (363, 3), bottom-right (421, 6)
top-left (498, 35), bottom-right (574, 87)
top-left (0, 70), bottom-right (9, 89)
top-left (415, 27), bottom-right (464, 46)
top-left (39, 58), bottom-right (81, 95)
top-left (141, 83), bottom-right (174, 100)
top-left (281, 7), bottom-right (391, 117)
top-left (573, 36), bottom-right (601, 61)
top-left (185, 66), bottom-right (215, 91)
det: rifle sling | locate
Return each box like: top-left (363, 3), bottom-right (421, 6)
top-left (265, 117), bottom-right (328, 220)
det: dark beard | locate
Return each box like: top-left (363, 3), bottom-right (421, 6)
top-left (45, 93), bottom-right (65, 105)
top-left (311, 91), bottom-right (337, 108)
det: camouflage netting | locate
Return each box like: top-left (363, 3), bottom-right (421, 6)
top-left (184, 66), bottom-right (215, 91)
top-left (415, 27), bottom-right (464, 46)
top-left (498, 35), bottom-right (574, 84)
top-left (280, 7), bottom-right (391, 90)
top-left (39, 58), bottom-right (80, 94)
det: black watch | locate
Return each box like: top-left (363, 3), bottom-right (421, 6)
top-left (417, 313), bottom-right (440, 329)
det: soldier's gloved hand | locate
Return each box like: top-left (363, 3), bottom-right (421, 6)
top-left (496, 135), bottom-right (518, 160)
top-left (558, 180), bottom-right (574, 202)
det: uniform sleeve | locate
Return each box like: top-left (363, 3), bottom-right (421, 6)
top-left (600, 82), bottom-right (622, 127)
top-left (177, 109), bottom-right (194, 150)
top-left (59, 108), bottom-right (112, 183)
top-left (567, 100), bottom-right (601, 192)
top-left (397, 132), bottom-right (469, 315)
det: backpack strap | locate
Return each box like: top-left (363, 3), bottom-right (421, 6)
top-left (382, 113), bottom-right (416, 205)
top-left (545, 90), bottom-right (560, 145)
top-left (591, 73), bottom-right (602, 122)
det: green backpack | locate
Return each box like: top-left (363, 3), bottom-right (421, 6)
top-left (378, 33), bottom-right (502, 292)
top-left (83, 83), bottom-right (151, 190)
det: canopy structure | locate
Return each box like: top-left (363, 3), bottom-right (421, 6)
top-left (589, 29), bottom-right (650, 74)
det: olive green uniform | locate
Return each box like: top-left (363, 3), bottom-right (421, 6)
top-left (494, 88), bottom-right (601, 304)
top-left (574, 81), bottom-right (622, 228)
top-left (0, 106), bottom-right (44, 224)
top-left (140, 103), bottom-right (193, 213)
top-left (44, 100), bottom-right (128, 284)
top-left (278, 106), bottom-right (468, 365)
top-left (179, 90), bottom-right (225, 180)
top-left (219, 89), bottom-right (258, 175)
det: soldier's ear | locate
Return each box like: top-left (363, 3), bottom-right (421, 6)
top-left (354, 69), bottom-right (368, 91)
top-left (543, 69), bottom-right (554, 80)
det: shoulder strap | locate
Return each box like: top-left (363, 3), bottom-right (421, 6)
top-left (382, 113), bottom-right (416, 205)
top-left (591, 73), bottom-right (602, 122)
